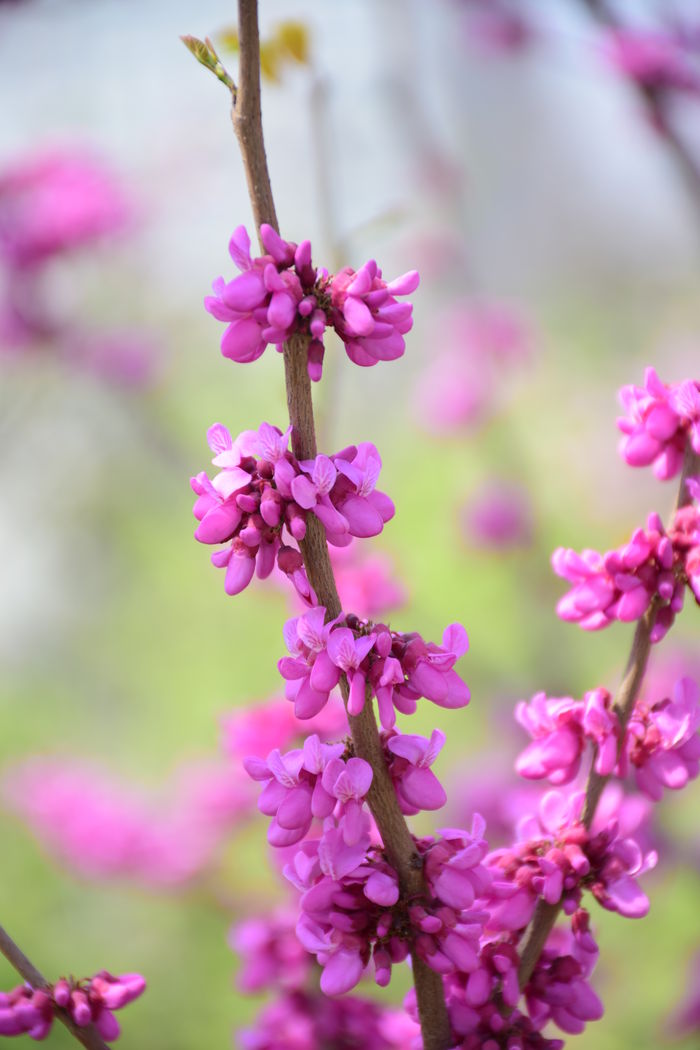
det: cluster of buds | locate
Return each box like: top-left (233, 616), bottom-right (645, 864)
top-left (191, 423), bottom-right (394, 597)
top-left (0, 972), bottom-right (145, 1042)
top-left (278, 607), bottom-right (469, 725)
top-left (205, 224), bottom-right (418, 379)
top-left (552, 499), bottom-right (700, 641)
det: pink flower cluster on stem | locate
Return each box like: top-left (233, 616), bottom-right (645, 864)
top-left (618, 369), bottom-right (700, 478)
top-left (278, 608), bottom-right (469, 725)
top-left (205, 224), bottom-right (418, 379)
top-left (192, 423), bottom-right (394, 598)
top-left (552, 498), bottom-right (700, 641)
top-left (0, 970), bottom-right (144, 1044)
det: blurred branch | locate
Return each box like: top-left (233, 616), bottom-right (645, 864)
top-left (0, 925), bottom-right (110, 1050)
top-left (518, 443), bottom-right (700, 988)
top-left (580, 0), bottom-right (700, 214)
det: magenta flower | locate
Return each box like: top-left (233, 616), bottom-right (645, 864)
top-left (192, 426), bottom-right (395, 598)
top-left (221, 695), bottom-right (348, 762)
top-left (278, 611), bottom-right (470, 727)
top-left (385, 729), bottom-right (448, 814)
top-left (515, 688), bottom-right (619, 785)
top-left (328, 262), bottom-right (418, 367)
top-left (3, 758), bottom-right (250, 887)
top-left (461, 480), bottom-right (534, 549)
top-left (621, 676), bottom-right (700, 800)
top-left (0, 148), bottom-right (128, 268)
top-left (244, 734), bottom-right (359, 847)
top-left (523, 924), bottom-right (603, 1037)
top-left (288, 819), bottom-right (490, 994)
top-left (485, 790), bottom-right (656, 930)
top-left (551, 503), bottom-right (700, 641)
top-left (0, 972), bottom-right (144, 1042)
top-left (617, 369), bottom-right (700, 479)
top-left (229, 910), bottom-right (313, 993)
top-left (205, 225), bottom-right (418, 379)
top-left (239, 990), bottom-right (420, 1050)
top-left (329, 543), bottom-right (407, 619)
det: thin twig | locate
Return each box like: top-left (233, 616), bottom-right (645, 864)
top-left (224, 2), bottom-right (451, 1045)
top-left (581, 0), bottom-right (700, 214)
top-left (518, 443), bottom-right (700, 987)
top-left (0, 925), bottom-right (110, 1050)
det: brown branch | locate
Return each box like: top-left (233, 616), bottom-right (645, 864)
top-left (0, 925), bottom-right (109, 1050)
top-left (581, 0), bottom-right (700, 214)
top-left (518, 443), bottom-right (700, 988)
top-left (222, 2), bottom-right (451, 1046)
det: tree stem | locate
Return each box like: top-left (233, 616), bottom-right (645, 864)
top-left (0, 925), bottom-right (110, 1050)
top-left (228, 2), bottom-right (451, 1045)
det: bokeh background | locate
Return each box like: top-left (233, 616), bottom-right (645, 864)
top-left (1, 0), bottom-right (699, 1047)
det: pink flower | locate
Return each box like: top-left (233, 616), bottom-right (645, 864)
top-left (0, 148), bottom-right (128, 268)
top-left (385, 729), bottom-right (448, 814)
top-left (221, 696), bottom-right (348, 762)
top-left (239, 990), bottom-right (420, 1049)
top-left (462, 480), bottom-right (534, 549)
top-left (617, 368), bottom-right (700, 479)
top-left (205, 225), bottom-right (418, 379)
top-left (551, 504), bottom-right (700, 641)
top-left (229, 910), bottom-right (313, 993)
top-left (621, 676), bottom-right (700, 800)
top-left (192, 427), bottom-right (395, 598)
top-left (3, 758), bottom-right (251, 887)
top-left (245, 735), bottom-right (374, 848)
top-left (278, 611), bottom-right (470, 727)
top-left (515, 688), bottom-right (619, 785)
top-left (328, 262), bottom-right (418, 367)
top-left (329, 543), bottom-right (407, 619)
top-left (415, 303), bottom-right (532, 434)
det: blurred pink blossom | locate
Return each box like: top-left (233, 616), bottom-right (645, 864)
top-left (416, 303), bottom-right (532, 434)
top-left (461, 479), bottom-right (534, 548)
top-left (0, 148), bottom-right (129, 269)
top-left (3, 757), bottom-right (252, 887)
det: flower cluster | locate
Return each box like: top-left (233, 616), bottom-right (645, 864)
top-left (2, 757), bottom-right (250, 887)
top-left (205, 225), bottom-right (418, 379)
top-left (278, 608), bottom-right (469, 725)
top-left (286, 818), bottom-right (491, 995)
top-left (191, 423), bottom-right (393, 597)
top-left (515, 688), bottom-right (619, 785)
top-left (620, 675), bottom-right (700, 800)
top-left (515, 677), bottom-right (700, 802)
top-left (552, 502), bottom-right (700, 641)
top-left (617, 369), bottom-right (700, 479)
top-left (484, 791), bottom-right (656, 932)
top-left (239, 990), bottom-right (420, 1050)
top-left (244, 735), bottom-right (372, 848)
top-left (0, 972), bottom-right (145, 1042)
top-left (0, 149), bottom-right (128, 269)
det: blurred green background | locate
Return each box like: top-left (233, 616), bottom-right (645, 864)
top-left (1, 1), bottom-right (700, 1047)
